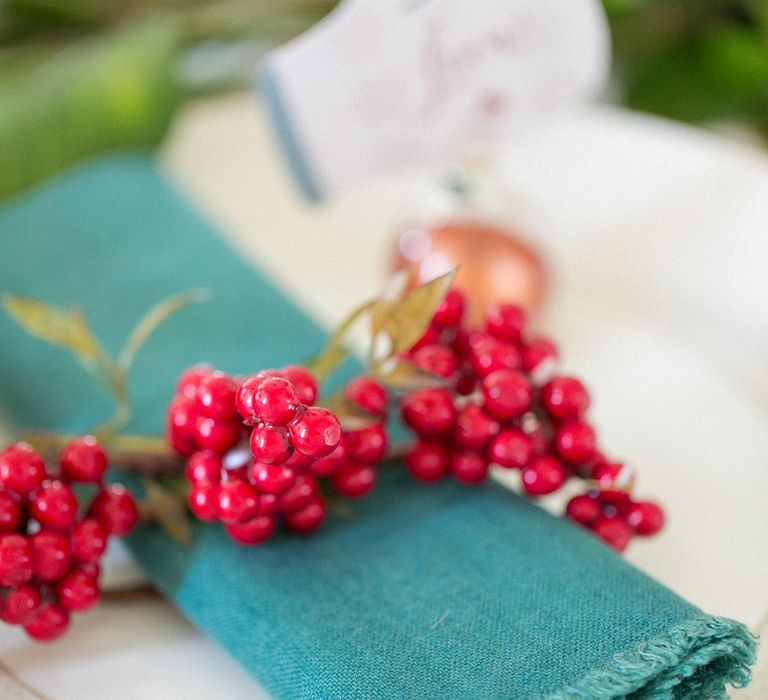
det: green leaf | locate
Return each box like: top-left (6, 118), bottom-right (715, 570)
top-left (372, 269), bottom-right (457, 360)
top-left (119, 288), bottom-right (209, 370)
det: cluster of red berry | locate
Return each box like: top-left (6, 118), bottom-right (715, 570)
top-left (0, 438), bottom-right (138, 641)
top-left (168, 365), bottom-right (389, 545)
top-left (401, 289), bottom-right (664, 552)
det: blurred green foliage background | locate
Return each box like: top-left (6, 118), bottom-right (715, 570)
top-left (1, 0), bottom-right (767, 201)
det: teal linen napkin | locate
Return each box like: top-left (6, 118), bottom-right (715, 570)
top-left (0, 154), bottom-right (756, 699)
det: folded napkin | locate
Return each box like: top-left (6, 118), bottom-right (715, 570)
top-left (0, 154), bottom-right (756, 699)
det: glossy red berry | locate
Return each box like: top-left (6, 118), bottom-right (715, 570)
top-left (344, 377), bottom-right (388, 416)
top-left (343, 423), bottom-right (388, 463)
top-left (252, 376), bottom-right (300, 426)
top-left (279, 366), bottom-right (318, 405)
top-left (521, 337), bottom-right (559, 376)
top-left (225, 515), bottom-right (276, 545)
top-left (485, 303), bottom-right (526, 341)
top-left (627, 501), bottom-right (665, 536)
top-left (332, 463), bottom-right (376, 498)
top-left (488, 429), bottom-right (534, 469)
top-left (194, 416), bottom-right (241, 454)
top-left (289, 407), bottom-right (342, 458)
top-left (24, 602), bottom-right (69, 641)
top-left (406, 441), bottom-right (449, 482)
top-left (167, 396), bottom-right (198, 456)
top-left (235, 375), bottom-right (263, 421)
top-left (185, 451), bottom-right (222, 485)
top-left (250, 423), bottom-right (293, 464)
top-left (188, 485), bottom-right (220, 522)
top-left (177, 364), bottom-right (213, 400)
top-left (0, 534), bottom-right (33, 587)
top-left (565, 494), bottom-right (603, 526)
top-left (310, 444), bottom-right (347, 477)
top-left (1, 584), bottom-right (40, 625)
top-left (592, 517), bottom-right (632, 552)
top-left (0, 491), bottom-right (21, 533)
top-left (521, 456), bottom-right (567, 495)
top-left (279, 475), bottom-right (318, 513)
top-left (401, 388), bottom-right (456, 436)
top-left (481, 369), bottom-right (533, 421)
top-left (250, 462), bottom-right (295, 495)
top-left (60, 436), bottom-right (108, 483)
top-left (411, 344), bottom-right (459, 379)
top-left (216, 480), bottom-right (260, 524)
top-left (196, 372), bottom-right (238, 421)
top-left (257, 492), bottom-right (280, 516)
top-left (31, 531), bottom-right (71, 581)
top-left (541, 377), bottom-right (590, 420)
top-left (453, 405), bottom-right (500, 451)
top-left (433, 289), bottom-right (465, 327)
top-left (554, 421), bottom-right (597, 464)
top-left (57, 570), bottom-right (100, 612)
top-left (469, 336), bottom-right (521, 377)
top-left (283, 496), bottom-right (325, 533)
top-left (70, 518), bottom-right (108, 564)
top-left (88, 484), bottom-right (138, 536)
top-left (31, 481), bottom-right (78, 530)
top-left (411, 324), bottom-right (442, 352)
top-left (450, 451), bottom-right (489, 484)
top-left (0, 443), bottom-right (45, 496)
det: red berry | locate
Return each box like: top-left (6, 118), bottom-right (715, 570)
top-left (194, 416), bottom-right (241, 454)
top-left (216, 480), bottom-right (260, 524)
top-left (627, 501), bottom-right (665, 536)
top-left (282, 449), bottom-right (315, 474)
top-left (481, 370), bottom-right (533, 421)
top-left (469, 336), bottom-right (521, 377)
top-left (488, 429), bottom-right (534, 469)
top-left (521, 456), bottom-right (567, 495)
top-left (60, 436), bottom-right (108, 483)
top-left (225, 515), bottom-right (276, 545)
top-left (289, 407), bottom-right (342, 458)
top-left (310, 444), bottom-right (347, 477)
top-left (283, 496), bottom-right (325, 533)
top-left (279, 475), bottom-right (318, 513)
top-left (450, 451), bottom-right (489, 484)
top-left (177, 364), bottom-right (213, 400)
top-left (332, 463), bottom-right (376, 498)
top-left (57, 570), bottom-right (100, 612)
top-left (1, 584), bottom-right (40, 625)
top-left (541, 377), bottom-right (590, 420)
top-left (252, 376), bottom-right (300, 426)
top-left (235, 375), bottom-right (263, 421)
top-left (521, 337), bottom-right (559, 382)
top-left (554, 421), bottom-right (597, 463)
top-left (188, 485), bottom-right (220, 522)
top-left (250, 423), bottom-right (293, 464)
top-left (592, 517), bottom-right (632, 552)
top-left (401, 389), bottom-right (456, 436)
top-left (566, 494), bottom-right (602, 526)
top-left (0, 491), bottom-right (21, 533)
top-left (88, 484), bottom-right (138, 536)
top-left (0, 534), bottom-right (33, 587)
top-left (406, 441), bottom-right (449, 482)
top-left (453, 405), bottom-right (500, 451)
top-left (70, 519), bottom-right (108, 564)
top-left (411, 344), bottom-right (458, 379)
top-left (344, 377), bottom-right (388, 416)
top-left (343, 423), bottom-right (387, 463)
top-left (31, 530), bottom-right (71, 581)
top-left (433, 289), bottom-right (465, 327)
top-left (411, 324), bottom-right (442, 353)
top-left (591, 461), bottom-right (623, 488)
top-left (167, 396), bottom-right (198, 456)
top-left (485, 303), bottom-right (526, 341)
top-left (250, 462), bottom-right (296, 495)
top-left (279, 366), bottom-right (318, 405)
top-left (195, 372), bottom-right (238, 421)
top-left (24, 602), bottom-right (69, 641)
top-left (257, 493), bottom-right (280, 516)
top-left (31, 481), bottom-right (78, 530)
top-left (185, 451), bottom-right (223, 485)
top-left (0, 443), bottom-right (45, 496)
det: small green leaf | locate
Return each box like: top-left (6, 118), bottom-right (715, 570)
top-left (119, 289), bottom-right (209, 370)
top-left (373, 269), bottom-right (457, 360)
